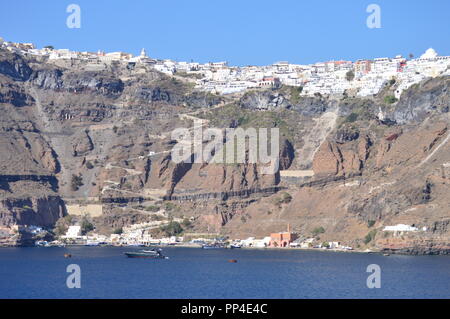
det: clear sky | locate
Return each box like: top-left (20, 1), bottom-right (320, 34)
top-left (1, 0), bottom-right (449, 66)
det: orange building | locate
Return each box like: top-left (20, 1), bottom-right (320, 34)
top-left (269, 224), bottom-right (298, 247)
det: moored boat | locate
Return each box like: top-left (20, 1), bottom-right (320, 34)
top-left (35, 240), bottom-right (49, 247)
top-left (202, 243), bottom-right (226, 249)
top-left (85, 240), bottom-right (100, 246)
top-left (124, 248), bottom-right (168, 259)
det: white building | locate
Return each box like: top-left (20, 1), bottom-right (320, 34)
top-left (383, 224), bottom-right (419, 232)
top-left (48, 49), bottom-right (79, 60)
top-left (63, 225), bottom-right (82, 238)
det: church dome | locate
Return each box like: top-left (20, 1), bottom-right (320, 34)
top-left (420, 48), bottom-right (438, 59)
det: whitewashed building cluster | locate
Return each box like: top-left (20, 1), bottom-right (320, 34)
top-left (1, 36), bottom-right (449, 98)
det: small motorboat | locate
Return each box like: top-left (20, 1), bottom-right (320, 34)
top-left (228, 259), bottom-right (238, 263)
top-left (35, 240), bottom-right (49, 247)
top-left (85, 240), bottom-right (100, 246)
top-left (202, 243), bottom-right (225, 249)
top-left (124, 248), bottom-right (168, 259)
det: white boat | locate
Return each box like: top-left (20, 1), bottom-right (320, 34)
top-left (85, 240), bottom-right (100, 246)
top-left (35, 240), bottom-right (49, 247)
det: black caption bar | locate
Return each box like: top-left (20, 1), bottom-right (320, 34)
top-left (1, 299), bottom-right (448, 318)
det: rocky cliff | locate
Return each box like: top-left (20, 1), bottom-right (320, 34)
top-left (0, 47), bottom-right (449, 253)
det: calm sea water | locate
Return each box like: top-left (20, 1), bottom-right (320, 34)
top-left (0, 246), bottom-right (449, 299)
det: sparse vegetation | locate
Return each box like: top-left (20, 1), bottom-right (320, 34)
top-left (121, 182), bottom-right (133, 190)
top-left (280, 192), bottom-right (292, 203)
top-left (312, 226), bottom-right (325, 236)
top-left (364, 229), bottom-right (377, 244)
top-left (113, 227), bottom-right (123, 234)
top-left (273, 192), bottom-right (292, 207)
top-left (201, 103), bottom-right (294, 142)
top-left (145, 205), bottom-right (160, 212)
top-left (345, 112), bottom-right (358, 123)
top-left (163, 202), bottom-right (179, 212)
top-left (384, 95), bottom-right (398, 104)
top-left (174, 71), bottom-right (203, 80)
top-left (160, 221), bottom-right (183, 236)
top-left (53, 219), bottom-right (68, 236)
top-left (81, 216), bottom-right (95, 235)
top-left (346, 70), bottom-right (355, 81)
top-left (367, 220), bottom-right (376, 228)
top-left (150, 215), bottom-right (165, 221)
top-left (71, 174), bottom-right (84, 191)
top-left (281, 85), bottom-right (303, 104)
top-left (182, 218), bottom-right (192, 229)
top-left (53, 215), bottom-right (74, 236)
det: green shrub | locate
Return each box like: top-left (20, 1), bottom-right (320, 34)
top-left (367, 220), bottom-right (376, 228)
top-left (71, 174), bottom-right (83, 191)
top-left (53, 218), bottom-right (69, 236)
top-left (289, 86), bottom-right (303, 104)
top-left (182, 218), bottom-right (192, 228)
top-left (346, 70), bottom-right (355, 81)
top-left (364, 230), bottom-right (377, 244)
top-left (163, 202), bottom-right (180, 212)
top-left (280, 192), bottom-right (292, 203)
top-left (145, 205), bottom-right (160, 212)
top-left (151, 215), bottom-right (165, 221)
top-left (345, 113), bottom-right (358, 123)
top-left (81, 216), bottom-right (94, 235)
top-left (273, 192), bottom-right (293, 206)
top-left (160, 221), bottom-right (183, 236)
top-left (312, 226), bottom-right (325, 236)
top-left (384, 95), bottom-right (398, 104)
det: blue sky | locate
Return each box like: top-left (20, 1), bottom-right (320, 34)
top-left (1, 0), bottom-right (449, 66)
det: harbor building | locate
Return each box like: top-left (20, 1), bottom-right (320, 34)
top-left (269, 224), bottom-right (298, 247)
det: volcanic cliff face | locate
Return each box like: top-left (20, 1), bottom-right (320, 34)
top-left (0, 47), bottom-right (449, 253)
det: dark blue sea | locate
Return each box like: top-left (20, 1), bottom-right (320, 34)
top-left (0, 246), bottom-right (449, 298)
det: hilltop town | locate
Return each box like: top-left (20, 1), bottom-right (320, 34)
top-left (2, 37), bottom-right (449, 98)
